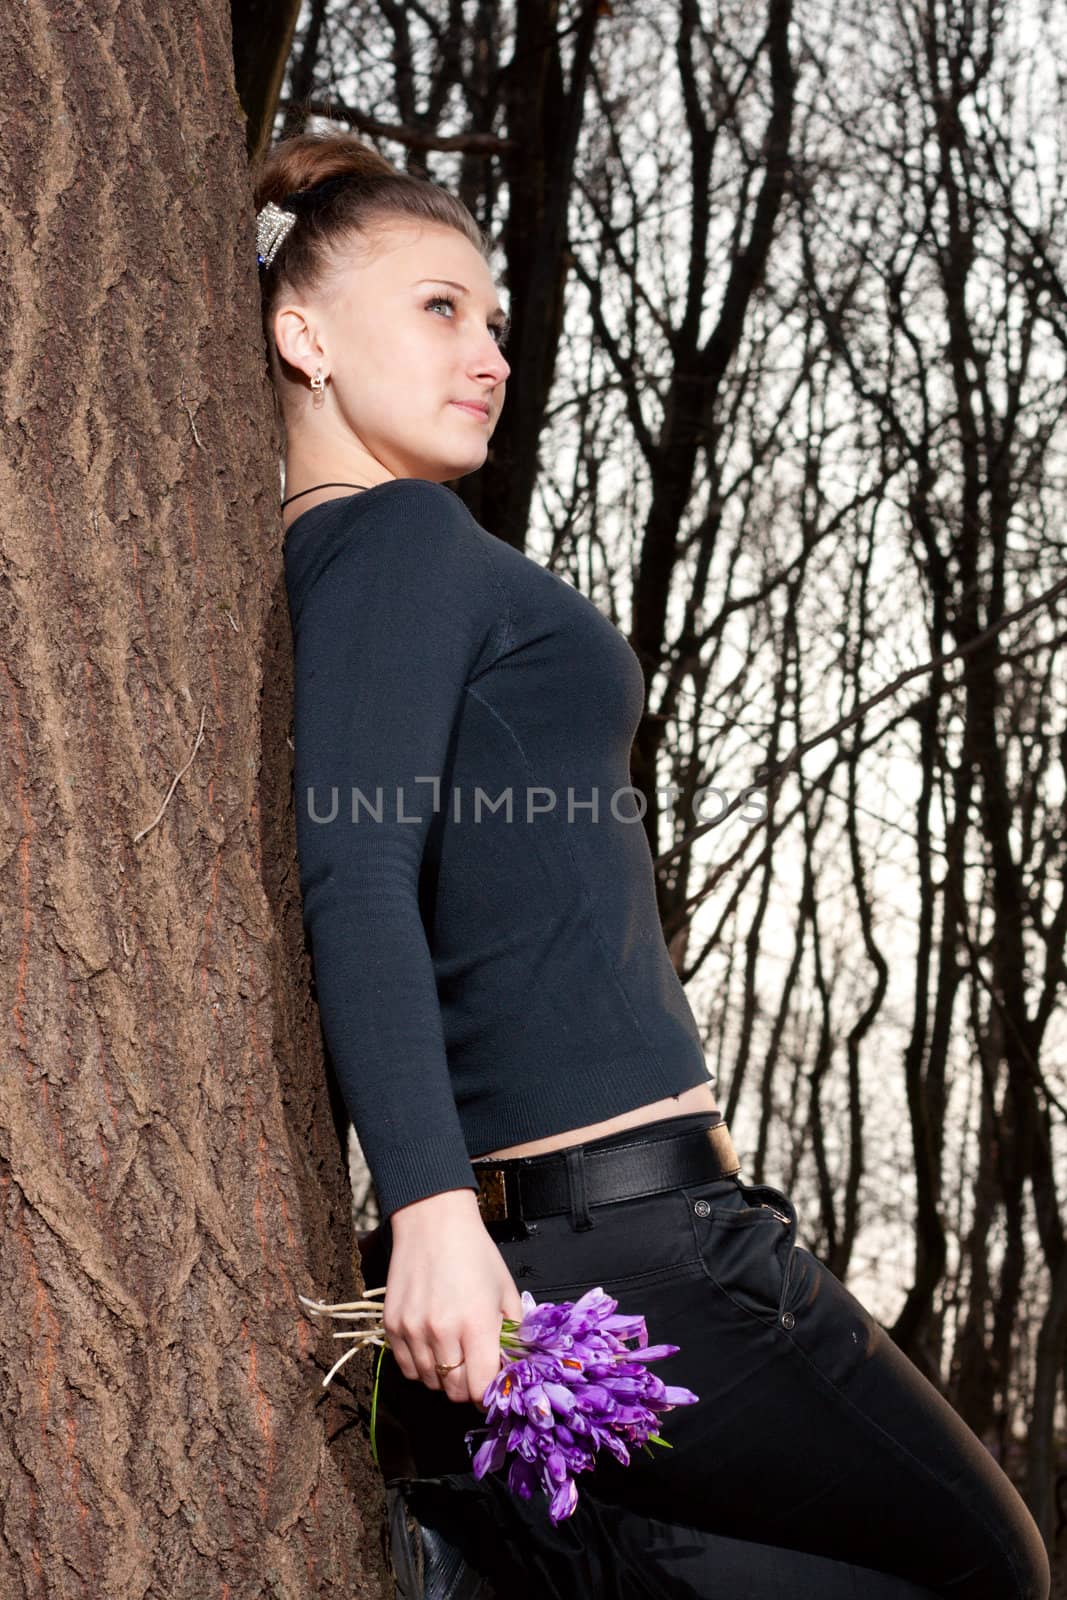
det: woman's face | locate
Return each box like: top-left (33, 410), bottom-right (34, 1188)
top-left (274, 220), bottom-right (511, 484)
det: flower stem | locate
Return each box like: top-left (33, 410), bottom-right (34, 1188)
top-left (370, 1342), bottom-right (386, 1468)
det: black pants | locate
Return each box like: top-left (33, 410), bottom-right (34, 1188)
top-left (369, 1111), bottom-right (1051, 1600)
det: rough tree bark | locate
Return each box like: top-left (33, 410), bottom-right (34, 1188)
top-left (0, 3), bottom-right (390, 1595)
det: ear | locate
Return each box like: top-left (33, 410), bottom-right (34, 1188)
top-left (273, 301), bottom-right (327, 381)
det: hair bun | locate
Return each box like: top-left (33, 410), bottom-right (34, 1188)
top-left (280, 173), bottom-right (370, 212)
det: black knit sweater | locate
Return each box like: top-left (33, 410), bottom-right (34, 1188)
top-left (283, 477), bottom-right (712, 1218)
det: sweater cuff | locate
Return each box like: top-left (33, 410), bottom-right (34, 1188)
top-left (369, 1134), bottom-right (480, 1220)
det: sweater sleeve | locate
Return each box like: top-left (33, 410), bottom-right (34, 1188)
top-left (287, 483), bottom-right (507, 1218)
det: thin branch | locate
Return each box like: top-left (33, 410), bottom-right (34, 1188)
top-left (132, 707), bottom-right (207, 844)
top-left (279, 97), bottom-right (513, 155)
top-left (656, 571), bottom-right (1067, 868)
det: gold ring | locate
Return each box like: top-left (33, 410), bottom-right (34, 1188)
top-left (435, 1360), bottom-right (464, 1376)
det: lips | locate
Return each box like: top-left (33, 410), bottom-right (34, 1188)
top-left (452, 400), bottom-right (491, 419)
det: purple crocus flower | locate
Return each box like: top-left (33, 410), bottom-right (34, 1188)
top-left (464, 1287), bottom-right (698, 1525)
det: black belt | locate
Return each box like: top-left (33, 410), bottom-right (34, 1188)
top-left (471, 1121), bottom-right (741, 1226)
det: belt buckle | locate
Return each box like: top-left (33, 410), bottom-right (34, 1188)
top-left (704, 1120), bottom-right (740, 1176)
top-left (474, 1164), bottom-right (532, 1240)
top-left (475, 1165), bottom-right (511, 1223)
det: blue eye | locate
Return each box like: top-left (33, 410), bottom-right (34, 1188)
top-left (426, 293), bottom-right (509, 350)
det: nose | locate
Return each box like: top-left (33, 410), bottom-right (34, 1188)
top-left (472, 333), bottom-right (510, 387)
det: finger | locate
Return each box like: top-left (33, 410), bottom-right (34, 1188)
top-left (428, 1341), bottom-right (480, 1404)
top-left (430, 1352), bottom-right (467, 1393)
top-left (407, 1335), bottom-right (451, 1391)
top-left (439, 1361), bottom-right (471, 1402)
top-left (494, 1258), bottom-right (525, 1323)
top-left (383, 1324), bottom-right (435, 1388)
top-left (464, 1338), bottom-right (505, 1410)
top-left (385, 1334), bottom-right (419, 1384)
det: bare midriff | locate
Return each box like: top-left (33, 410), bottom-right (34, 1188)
top-left (471, 1079), bottom-right (720, 1161)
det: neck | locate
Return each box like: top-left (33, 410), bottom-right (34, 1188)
top-left (283, 439), bottom-right (393, 492)
top-left (281, 439), bottom-right (395, 530)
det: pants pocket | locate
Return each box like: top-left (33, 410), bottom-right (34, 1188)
top-left (687, 1178), bottom-right (801, 1329)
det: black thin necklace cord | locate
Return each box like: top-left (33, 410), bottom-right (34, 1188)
top-left (280, 481), bottom-right (371, 510)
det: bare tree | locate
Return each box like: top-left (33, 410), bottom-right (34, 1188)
top-left (794, 0), bottom-right (1067, 1529)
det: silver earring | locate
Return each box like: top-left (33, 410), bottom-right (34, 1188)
top-left (310, 368), bottom-right (327, 407)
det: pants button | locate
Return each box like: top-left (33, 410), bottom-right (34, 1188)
top-left (693, 1199), bottom-right (712, 1217)
top-left (781, 1310), bottom-right (795, 1329)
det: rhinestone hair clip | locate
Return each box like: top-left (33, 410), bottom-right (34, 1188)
top-left (256, 201), bottom-right (297, 269)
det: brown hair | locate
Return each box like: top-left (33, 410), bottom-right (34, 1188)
top-left (252, 130), bottom-right (489, 385)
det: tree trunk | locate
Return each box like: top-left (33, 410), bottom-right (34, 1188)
top-left (0, 4), bottom-right (390, 1595)
top-left (231, 0), bottom-right (304, 159)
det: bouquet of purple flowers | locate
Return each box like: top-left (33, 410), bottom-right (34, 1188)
top-left (465, 1284), bottom-right (699, 1523)
top-left (299, 1282), bottom-right (698, 1525)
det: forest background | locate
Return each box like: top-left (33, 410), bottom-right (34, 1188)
top-left (1, 0), bottom-right (1064, 1594)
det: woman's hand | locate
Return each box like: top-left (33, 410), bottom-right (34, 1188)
top-left (384, 1188), bottom-right (525, 1410)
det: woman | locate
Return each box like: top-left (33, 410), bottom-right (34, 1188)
top-left (255, 129), bottom-right (1050, 1599)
